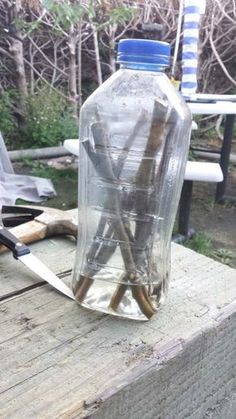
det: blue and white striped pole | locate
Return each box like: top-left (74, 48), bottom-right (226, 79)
top-left (181, 0), bottom-right (206, 98)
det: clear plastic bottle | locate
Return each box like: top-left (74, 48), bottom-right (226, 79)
top-left (73, 39), bottom-right (192, 321)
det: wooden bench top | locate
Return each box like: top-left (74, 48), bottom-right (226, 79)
top-left (0, 209), bottom-right (236, 418)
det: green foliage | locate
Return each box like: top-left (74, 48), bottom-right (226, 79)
top-left (21, 88), bottom-right (78, 148)
top-left (0, 87), bottom-right (78, 149)
top-left (183, 232), bottom-right (234, 266)
top-left (21, 159), bottom-right (77, 182)
top-left (109, 6), bottom-right (134, 26)
top-left (188, 149), bottom-right (197, 161)
top-left (15, 17), bottom-right (42, 35)
top-left (0, 90), bottom-right (17, 143)
top-left (183, 232), bottom-right (213, 257)
top-left (16, 161), bottom-right (78, 210)
top-left (43, 0), bottom-right (85, 30)
top-left (86, 1), bottom-right (96, 19)
top-left (212, 248), bottom-right (234, 266)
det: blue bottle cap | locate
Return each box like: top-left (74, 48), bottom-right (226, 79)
top-left (117, 39), bottom-right (170, 69)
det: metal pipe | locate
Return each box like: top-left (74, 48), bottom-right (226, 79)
top-left (8, 146), bottom-right (72, 162)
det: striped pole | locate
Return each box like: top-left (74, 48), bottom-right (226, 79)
top-left (181, 0), bottom-right (205, 98)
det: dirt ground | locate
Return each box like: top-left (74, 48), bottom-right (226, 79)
top-left (189, 167), bottom-right (236, 267)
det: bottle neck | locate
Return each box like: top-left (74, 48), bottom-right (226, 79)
top-left (119, 62), bottom-right (167, 72)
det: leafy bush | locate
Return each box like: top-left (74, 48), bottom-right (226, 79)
top-left (0, 90), bottom-right (17, 145)
top-left (183, 232), bottom-right (213, 257)
top-left (21, 88), bottom-right (78, 148)
top-left (183, 232), bottom-right (234, 266)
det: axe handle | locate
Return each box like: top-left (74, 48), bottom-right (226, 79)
top-left (0, 220), bottom-right (47, 254)
top-left (0, 213), bottom-right (77, 254)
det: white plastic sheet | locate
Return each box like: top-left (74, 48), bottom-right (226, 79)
top-left (0, 133), bottom-right (56, 206)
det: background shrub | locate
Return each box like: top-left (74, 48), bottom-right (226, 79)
top-left (0, 90), bottom-right (18, 145)
top-left (21, 88), bottom-right (78, 148)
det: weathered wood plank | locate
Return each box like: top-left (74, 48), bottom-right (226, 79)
top-left (0, 240), bottom-right (236, 418)
top-left (0, 236), bottom-right (76, 299)
top-left (81, 306), bottom-right (236, 419)
top-left (0, 209), bottom-right (77, 299)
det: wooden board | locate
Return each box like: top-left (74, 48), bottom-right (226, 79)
top-left (0, 236), bottom-right (76, 300)
top-left (0, 232), bottom-right (236, 418)
top-left (0, 208), bottom-right (77, 299)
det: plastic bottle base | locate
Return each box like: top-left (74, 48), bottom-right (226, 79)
top-left (74, 279), bottom-right (163, 321)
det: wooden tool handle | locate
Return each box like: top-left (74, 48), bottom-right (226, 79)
top-left (0, 220), bottom-right (47, 254)
top-left (0, 227), bottom-right (31, 258)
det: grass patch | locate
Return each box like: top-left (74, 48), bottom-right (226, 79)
top-left (21, 159), bottom-right (77, 182)
top-left (183, 232), bottom-right (213, 257)
top-left (17, 159), bottom-right (78, 210)
top-left (183, 232), bottom-right (234, 267)
top-left (212, 248), bottom-right (234, 266)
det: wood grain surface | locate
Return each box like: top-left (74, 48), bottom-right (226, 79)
top-left (0, 210), bottom-right (236, 418)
